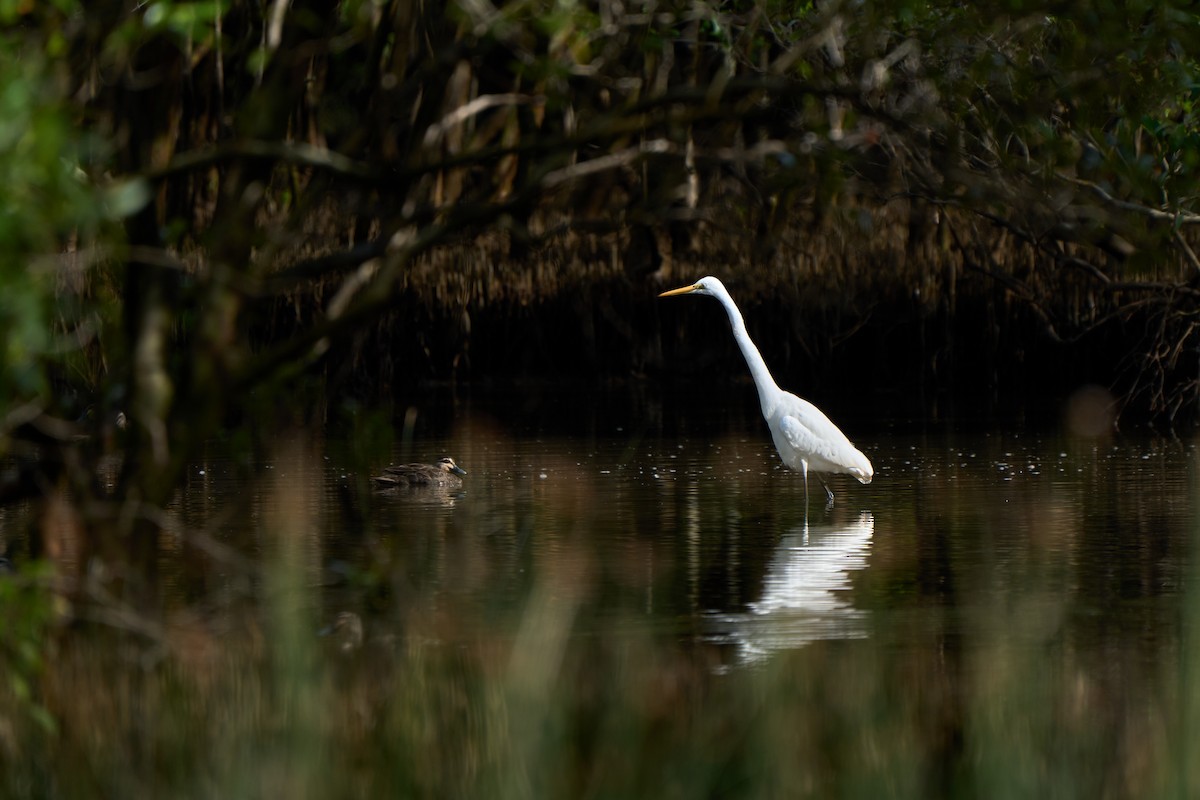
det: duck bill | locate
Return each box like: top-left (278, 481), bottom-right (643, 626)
top-left (451, 465), bottom-right (467, 477)
top-left (658, 284), bottom-right (701, 297)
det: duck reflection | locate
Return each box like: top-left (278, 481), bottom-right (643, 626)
top-left (371, 482), bottom-right (464, 508)
top-left (706, 512), bottom-right (874, 666)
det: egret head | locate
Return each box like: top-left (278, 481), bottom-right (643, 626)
top-left (438, 457), bottom-right (467, 477)
top-left (658, 276), bottom-right (727, 298)
top-left (846, 455), bottom-right (873, 485)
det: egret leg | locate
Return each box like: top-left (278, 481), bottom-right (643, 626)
top-left (819, 476), bottom-right (835, 507)
top-left (801, 461), bottom-right (810, 506)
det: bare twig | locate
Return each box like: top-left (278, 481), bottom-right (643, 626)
top-left (541, 139), bottom-right (673, 187)
top-left (1063, 175), bottom-right (1200, 226)
top-left (143, 141), bottom-right (378, 183)
top-left (423, 93), bottom-right (543, 146)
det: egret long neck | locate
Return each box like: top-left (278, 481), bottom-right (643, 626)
top-left (717, 292), bottom-right (780, 414)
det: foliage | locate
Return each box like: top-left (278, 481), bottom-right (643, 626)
top-left (0, 561), bottom-right (59, 740)
top-left (0, 0), bottom-right (1199, 585)
top-left (0, 36), bottom-right (110, 406)
top-left (6, 3), bottom-right (1200, 793)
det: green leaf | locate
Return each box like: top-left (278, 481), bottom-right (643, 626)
top-left (103, 178), bottom-right (153, 221)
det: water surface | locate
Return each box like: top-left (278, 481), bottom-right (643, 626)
top-left (24, 392), bottom-right (1199, 797)
top-left (178, 404), bottom-right (1196, 678)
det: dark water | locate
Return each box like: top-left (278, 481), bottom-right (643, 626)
top-left (170, 394), bottom-right (1195, 677)
top-left (27, 389), bottom-right (1197, 797)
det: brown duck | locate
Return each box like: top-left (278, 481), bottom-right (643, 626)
top-left (371, 456), bottom-right (467, 488)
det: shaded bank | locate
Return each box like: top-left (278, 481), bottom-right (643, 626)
top-left (297, 201), bottom-right (1147, 426)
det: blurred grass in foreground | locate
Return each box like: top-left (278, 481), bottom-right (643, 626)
top-left (0, 435), bottom-right (1198, 799)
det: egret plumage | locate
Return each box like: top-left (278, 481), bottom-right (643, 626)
top-left (659, 276), bottom-right (872, 505)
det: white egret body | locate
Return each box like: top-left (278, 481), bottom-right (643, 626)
top-left (660, 276), bottom-right (872, 504)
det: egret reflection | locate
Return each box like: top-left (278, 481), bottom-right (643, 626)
top-left (707, 512), bottom-right (875, 666)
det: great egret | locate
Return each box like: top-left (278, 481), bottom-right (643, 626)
top-left (659, 276), bottom-right (872, 504)
top-left (372, 456), bottom-right (467, 487)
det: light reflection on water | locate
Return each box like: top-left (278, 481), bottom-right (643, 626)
top-left (9, 392), bottom-right (1199, 796)
top-left (154, 413), bottom-right (1196, 676)
top-left (705, 512), bottom-right (875, 667)
top-left (194, 419), bottom-right (1180, 676)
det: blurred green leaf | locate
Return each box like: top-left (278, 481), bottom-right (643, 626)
top-left (103, 178), bottom-right (153, 221)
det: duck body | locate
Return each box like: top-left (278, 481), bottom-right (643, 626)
top-left (371, 456), bottom-right (467, 488)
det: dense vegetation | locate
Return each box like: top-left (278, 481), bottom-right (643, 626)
top-left (3, 1), bottom-right (1200, 793)
top-left (3, 0), bottom-right (1199, 475)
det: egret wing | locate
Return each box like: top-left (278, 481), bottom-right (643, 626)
top-left (778, 412), bottom-right (843, 468)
